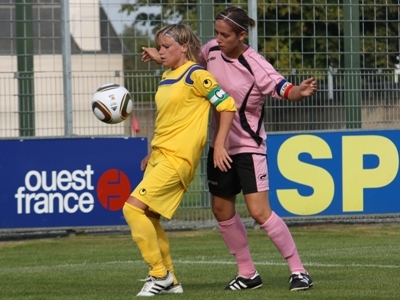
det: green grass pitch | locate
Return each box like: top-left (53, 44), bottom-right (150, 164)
top-left (1, 223), bottom-right (400, 299)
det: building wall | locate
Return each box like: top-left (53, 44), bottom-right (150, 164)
top-left (0, 54), bottom-right (126, 137)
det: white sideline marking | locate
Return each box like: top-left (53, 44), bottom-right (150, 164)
top-left (174, 260), bottom-right (400, 269)
top-left (1, 259), bottom-right (399, 274)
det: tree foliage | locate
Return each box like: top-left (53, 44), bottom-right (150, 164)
top-left (120, 0), bottom-right (400, 71)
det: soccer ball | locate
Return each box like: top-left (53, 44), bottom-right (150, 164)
top-left (92, 83), bottom-right (133, 124)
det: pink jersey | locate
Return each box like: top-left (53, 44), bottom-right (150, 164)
top-left (201, 39), bottom-right (286, 155)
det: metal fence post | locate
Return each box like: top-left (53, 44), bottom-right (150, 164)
top-left (328, 65), bottom-right (334, 101)
top-left (343, 0), bottom-right (361, 129)
top-left (248, 0), bottom-right (258, 53)
top-left (16, 0), bottom-right (35, 137)
top-left (61, 0), bottom-right (73, 136)
top-left (198, 0), bottom-right (214, 208)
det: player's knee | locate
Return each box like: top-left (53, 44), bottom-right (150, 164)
top-left (212, 205), bottom-right (225, 219)
top-left (212, 206), bottom-right (235, 222)
top-left (250, 210), bottom-right (271, 224)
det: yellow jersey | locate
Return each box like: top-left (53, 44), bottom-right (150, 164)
top-left (151, 61), bottom-right (237, 188)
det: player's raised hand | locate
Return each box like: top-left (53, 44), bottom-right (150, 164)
top-left (300, 77), bottom-right (318, 97)
top-left (142, 47), bottom-right (162, 64)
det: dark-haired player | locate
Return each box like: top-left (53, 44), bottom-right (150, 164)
top-left (202, 6), bottom-right (316, 292)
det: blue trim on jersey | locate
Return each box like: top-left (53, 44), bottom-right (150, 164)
top-left (159, 65), bottom-right (204, 86)
top-left (185, 65), bottom-right (205, 84)
top-left (276, 79), bottom-right (288, 96)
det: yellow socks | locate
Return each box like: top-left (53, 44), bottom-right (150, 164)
top-left (122, 203), bottom-right (167, 278)
top-left (149, 217), bottom-right (179, 285)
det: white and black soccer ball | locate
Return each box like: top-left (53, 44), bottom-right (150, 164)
top-left (92, 83), bottom-right (133, 124)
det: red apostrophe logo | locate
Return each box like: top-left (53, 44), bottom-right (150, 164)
top-left (96, 169), bottom-right (131, 211)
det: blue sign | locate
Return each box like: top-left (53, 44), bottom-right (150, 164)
top-left (267, 130), bottom-right (400, 217)
top-left (0, 137), bottom-right (148, 229)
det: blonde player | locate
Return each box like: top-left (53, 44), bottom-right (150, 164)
top-left (123, 24), bottom-right (237, 296)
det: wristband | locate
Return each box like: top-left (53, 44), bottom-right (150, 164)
top-left (277, 80), bottom-right (294, 98)
top-left (283, 84), bottom-right (294, 98)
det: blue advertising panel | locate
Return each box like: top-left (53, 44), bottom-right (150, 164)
top-left (0, 137), bottom-right (148, 230)
top-left (267, 130), bottom-right (400, 217)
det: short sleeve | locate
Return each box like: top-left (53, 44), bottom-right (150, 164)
top-left (191, 69), bottom-right (237, 112)
top-left (247, 52), bottom-right (286, 100)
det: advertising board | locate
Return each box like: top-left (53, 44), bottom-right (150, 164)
top-left (0, 137), bottom-right (147, 229)
top-left (268, 130), bottom-right (400, 217)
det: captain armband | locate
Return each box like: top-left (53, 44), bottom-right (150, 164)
top-left (277, 80), bottom-right (294, 99)
top-left (207, 86), bottom-right (229, 107)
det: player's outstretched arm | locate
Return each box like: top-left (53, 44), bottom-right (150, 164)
top-left (142, 47), bottom-right (162, 64)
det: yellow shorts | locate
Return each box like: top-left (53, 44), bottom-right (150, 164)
top-left (131, 149), bottom-right (185, 219)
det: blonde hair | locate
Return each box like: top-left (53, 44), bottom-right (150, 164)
top-left (155, 24), bottom-right (201, 63)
